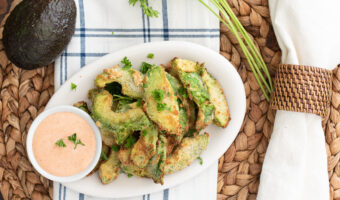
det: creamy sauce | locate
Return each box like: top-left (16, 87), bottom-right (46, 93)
top-left (33, 112), bottom-right (96, 177)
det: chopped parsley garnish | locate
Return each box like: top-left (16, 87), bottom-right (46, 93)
top-left (197, 156), bottom-right (203, 165)
top-left (71, 83), bottom-right (77, 90)
top-left (140, 62), bottom-right (152, 74)
top-left (124, 135), bottom-right (137, 148)
top-left (112, 145), bottom-right (120, 152)
top-left (186, 129), bottom-right (196, 137)
top-left (142, 130), bottom-right (147, 137)
top-left (127, 173), bottom-right (133, 178)
top-left (147, 53), bottom-right (154, 59)
top-left (55, 139), bottom-right (66, 147)
top-left (136, 99), bottom-right (142, 107)
top-left (178, 86), bottom-right (188, 98)
top-left (157, 103), bottom-right (167, 111)
top-left (100, 150), bottom-right (108, 160)
top-left (152, 89), bottom-right (165, 102)
top-left (152, 89), bottom-right (170, 112)
top-left (129, 0), bottom-right (159, 18)
top-left (68, 133), bottom-right (85, 149)
top-left (121, 56), bottom-right (132, 70)
top-left (160, 130), bottom-right (167, 134)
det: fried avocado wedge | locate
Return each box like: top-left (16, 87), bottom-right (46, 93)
top-left (170, 58), bottom-right (214, 130)
top-left (118, 147), bottom-right (144, 177)
top-left (118, 135), bottom-right (167, 184)
top-left (143, 134), bottom-right (167, 184)
top-left (143, 66), bottom-right (181, 135)
top-left (92, 90), bottom-right (150, 137)
top-left (98, 150), bottom-right (120, 184)
top-left (164, 133), bottom-right (209, 174)
top-left (166, 73), bottom-right (190, 133)
top-left (201, 69), bottom-right (230, 127)
top-left (165, 73), bottom-right (191, 154)
top-left (95, 66), bottom-right (144, 98)
top-left (130, 124), bottom-right (158, 168)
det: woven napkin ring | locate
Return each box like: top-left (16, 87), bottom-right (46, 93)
top-left (270, 64), bottom-right (332, 117)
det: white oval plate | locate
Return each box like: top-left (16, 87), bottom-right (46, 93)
top-left (46, 41), bottom-right (246, 198)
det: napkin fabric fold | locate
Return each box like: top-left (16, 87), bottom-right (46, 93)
top-left (54, 0), bottom-right (220, 199)
top-left (258, 0), bottom-right (340, 199)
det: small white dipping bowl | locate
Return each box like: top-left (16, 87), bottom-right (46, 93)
top-left (26, 105), bottom-right (102, 183)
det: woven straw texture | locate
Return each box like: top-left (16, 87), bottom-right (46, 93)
top-left (271, 64), bottom-right (332, 117)
top-left (0, 0), bottom-right (339, 200)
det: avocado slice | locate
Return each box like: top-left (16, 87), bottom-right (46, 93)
top-left (170, 58), bottom-right (215, 131)
top-left (143, 66), bottom-right (182, 135)
top-left (130, 124), bottom-right (158, 168)
top-left (92, 90), bottom-right (150, 134)
top-left (3, 0), bottom-right (76, 69)
top-left (95, 67), bottom-right (144, 98)
top-left (98, 150), bottom-right (120, 184)
top-left (201, 69), bottom-right (230, 127)
top-left (164, 133), bottom-right (209, 174)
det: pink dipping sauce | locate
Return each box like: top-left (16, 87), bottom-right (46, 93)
top-left (33, 112), bottom-right (96, 177)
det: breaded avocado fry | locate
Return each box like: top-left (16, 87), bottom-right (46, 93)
top-left (201, 69), bottom-right (230, 127)
top-left (170, 58), bottom-right (214, 130)
top-left (95, 66), bottom-right (144, 98)
top-left (144, 134), bottom-right (167, 184)
top-left (98, 150), bottom-right (120, 184)
top-left (100, 128), bottom-right (116, 146)
top-left (92, 90), bottom-right (150, 135)
top-left (143, 66), bottom-right (181, 135)
top-left (118, 147), bottom-right (145, 177)
top-left (165, 73), bottom-right (190, 153)
top-left (130, 124), bottom-right (158, 168)
top-left (164, 133), bottom-right (209, 174)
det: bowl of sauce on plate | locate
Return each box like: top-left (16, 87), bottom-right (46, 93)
top-left (26, 105), bottom-right (102, 182)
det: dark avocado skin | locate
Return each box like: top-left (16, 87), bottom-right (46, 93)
top-left (3, 0), bottom-right (76, 70)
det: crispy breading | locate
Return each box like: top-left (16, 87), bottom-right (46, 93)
top-left (201, 69), bottom-right (230, 127)
top-left (164, 133), bottom-right (209, 174)
top-left (118, 147), bottom-right (145, 177)
top-left (92, 90), bottom-right (150, 142)
top-left (98, 150), bottom-right (120, 184)
top-left (143, 134), bottom-right (166, 184)
top-left (130, 124), bottom-right (158, 168)
top-left (99, 128), bottom-right (116, 146)
top-left (95, 67), bottom-right (144, 98)
top-left (143, 66), bottom-right (181, 135)
top-left (171, 58), bottom-right (214, 130)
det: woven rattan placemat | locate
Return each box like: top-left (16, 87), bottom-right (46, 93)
top-left (0, 0), bottom-right (339, 199)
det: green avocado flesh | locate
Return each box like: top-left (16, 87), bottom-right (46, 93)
top-left (3, 0), bottom-right (76, 69)
top-left (92, 90), bottom-right (150, 134)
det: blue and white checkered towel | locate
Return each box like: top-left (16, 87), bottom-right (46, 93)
top-left (54, 0), bottom-right (219, 199)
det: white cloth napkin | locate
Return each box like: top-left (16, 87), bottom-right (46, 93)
top-left (53, 0), bottom-right (220, 199)
top-left (258, 0), bottom-right (340, 199)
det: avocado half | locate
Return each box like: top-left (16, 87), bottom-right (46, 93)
top-left (3, 0), bottom-right (76, 70)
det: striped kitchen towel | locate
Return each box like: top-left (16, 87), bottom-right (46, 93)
top-left (54, 0), bottom-right (219, 199)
